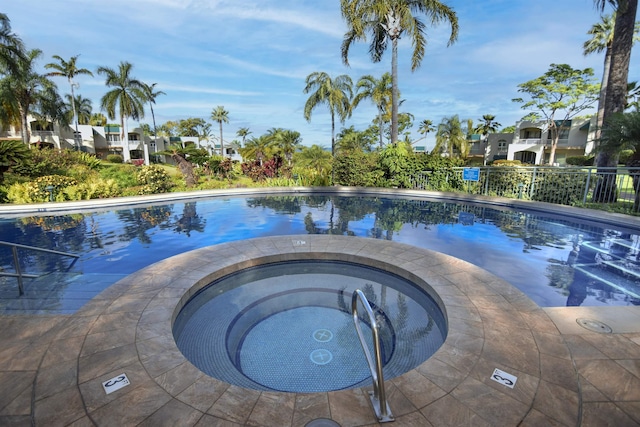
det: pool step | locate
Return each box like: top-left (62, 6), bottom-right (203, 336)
top-left (0, 272), bottom-right (127, 314)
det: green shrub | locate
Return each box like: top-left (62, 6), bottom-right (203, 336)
top-left (619, 150), bottom-right (634, 165)
top-left (62, 179), bottom-right (121, 200)
top-left (484, 166), bottom-right (532, 198)
top-left (98, 164), bottom-right (138, 188)
top-left (6, 175), bottom-right (78, 203)
top-left (136, 164), bottom-right (172, 194)
top-left (106, 154), bottom-right (124, 163)
top-left (492, 159), bottom-right (522, 166)
top-left (333, 151), bottom-right (383, 186)
top-left (531, 171), bottom-right (588, 206)
top-left (566, 156), bottom-right (594, 166)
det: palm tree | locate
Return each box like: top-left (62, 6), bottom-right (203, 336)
top-left (298, 144), bottom-right (333, 176)
top-left (236, 127), bottom-right (251, 146)
top-left (0, 139), bottom-right (30, 183)
top-left (241, 135), bottom-right (273, 165)
top-left (584, 14), bottom-right (639, 139)
top-left (0, 13), bottom-right (25, 76)
top-left (65, 94), bottom-right (92, 125)
top-left (97, 61), bottom-right (146, 162)
top-left (141, 82), bottom-right (165, 151)
top-left (0, 48), bottom-right (57, 145)
top-left (341, 0), bottom-right (458, 144)
top-left (353, 73), bottom-right (393, 148)
top-left (474, 114), bottom-right (501, 165)
top-left (433, 115), bottom-right (466, 158)
top-left (413, 119), bottom-right (435, 146)
top-left (303, 71), bottom-right (353, 160)
top-left (593, 0), bottom-right (638, 162)
top-left (267, 128), bottom-right (302, 165)
top-left (44, 55), bottom-right (93, 148)
top-left (211, 105), bottom-right (229, 157)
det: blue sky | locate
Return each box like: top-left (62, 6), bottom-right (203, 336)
top-left (4, 0), bottom-right (638, 150)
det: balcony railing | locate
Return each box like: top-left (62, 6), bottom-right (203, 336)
top-left (516, 138), bottom-right (542, 144)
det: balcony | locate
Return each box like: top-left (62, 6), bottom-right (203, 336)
top-left (516, 138), bottom-right (542, 145)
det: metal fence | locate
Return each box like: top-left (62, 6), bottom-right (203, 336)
top-left (410, 166), bottom-right (639, 214)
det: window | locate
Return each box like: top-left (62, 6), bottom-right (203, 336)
top-left (497, 140), bottom-right (507, 153)
top-left (107, 134), bottom-right (120, 142)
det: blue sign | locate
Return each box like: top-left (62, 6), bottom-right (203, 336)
top-left (463, 168), bottom-right (480, 181)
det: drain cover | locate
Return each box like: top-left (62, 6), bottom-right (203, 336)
top-left (305, 419), bottom-right (341, 427)
top-left (576, 318), bottom-right (612, 333)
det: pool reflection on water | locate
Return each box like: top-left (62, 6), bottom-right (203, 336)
top-left (0, 194), bottom-right (638, 309)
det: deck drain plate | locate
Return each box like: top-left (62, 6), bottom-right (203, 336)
top-left (305, 419), bottom-right (341, 427)
top-left (576, 318), bottom-right (612, 333)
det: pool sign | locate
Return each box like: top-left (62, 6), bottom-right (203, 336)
top-left (491, 368), bottom-right (517, 389)
top-left (462, 167), bottom-right (480, 181)
top-left (102, 373), bottom-right (130, 395)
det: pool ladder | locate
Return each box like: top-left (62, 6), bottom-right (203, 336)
top-left (0, 241), bottom-right (80, 296)
top-left (351, 289), bottom-right (394, 423)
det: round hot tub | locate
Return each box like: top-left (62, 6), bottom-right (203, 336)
top-left (173, 260), bottom-right (447, 393)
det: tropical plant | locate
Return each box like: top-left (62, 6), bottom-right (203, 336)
top-left (0, 13), bottom-right (25, 76)
top-left (296, 144), bottom-right (333, 179)
top-left (44, 55), bottom-right (94, 146)
top-left (513, 64), bottom-right (599, 165)
top-left (89, 112), bottom-right (107, 126)
top-left (0, 139), bottom-right (30, 183)
top-left (142, 82), bottom-right (165, 159)
top-left (340, 0), bottom-right (458, 144)
top-left (236, 127), bottom-right (251, 145)
top-left (211, 105), bottom-right (229, 157)
top-left (303, 71), bottom-right (353, 159)
top-left (416, 119), bottom-right (435, 143)
top-left (0, 48), bottom-right (59, 146)
top-left (433, 115), bottom-right (466, 158)
top-left (64, 94), bottom-right (92, 125)
top-left (336, 126), bottom-right (375, 153)
top-left (97, 61), bottom-right (147, 162)
top-left (592, 0), bottom-right (638, 191)
top-left (157, 144), bottom-right (199, 187)
top-left (240, 135), bottom-right (273, 165)
top-left (353, 73), bottom-right (393, 147)
top-left (267, 128), bottom-right (302, 165)
top-left (474, 114), bottom-right (501, 165)
top-left (136, 164), bottom-right (172, 195)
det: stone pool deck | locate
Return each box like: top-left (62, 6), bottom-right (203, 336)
top-left (0, 234), bottom-right (639, 426)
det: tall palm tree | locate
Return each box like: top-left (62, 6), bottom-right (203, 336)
top-left (97, 61), bottom-right (146, 162)
top-left (211, 105), bottom-right (229, 157)
top-left (303, 71), bottom-right (353, 159)
top-left (142, 83), bottom-right (165, 140)
top-left (593, 0), bottom-right (638, 161)
top-left (0, 13), bottom-right (25, 76)
top-left (353, 73), bottom-right (393, 148)
top-left (0, 48), bottom-right (57, 145)
top-left (584, 13), bottom-right (639, 140)
top-left (341, 0), bottom-right (458, 144)
top-left (236, 127), bottom-right (251, 146)
top-left (474, 114), bottom-right (501, 165)
top-left (65, 94), bottom-right (92, 125)
top-left (89, 112), bottom-right (107, 126)
top-left (44, 55), bottom-right (94, 148)
top-left (414, 118), bottom-right (435, 146)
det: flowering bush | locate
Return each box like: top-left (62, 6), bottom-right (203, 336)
top-left (136, 165), bottom-right (172, 194)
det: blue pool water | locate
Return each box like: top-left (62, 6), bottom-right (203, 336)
top-left (0, 193), bottom-right (639, 311)
top-left (173, 260), bottom-right (447, 392)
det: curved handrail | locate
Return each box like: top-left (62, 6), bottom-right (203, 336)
top-left (0, 241), bottom-right (79, 296)
top-left (351, 289), bottom-right (394, 422)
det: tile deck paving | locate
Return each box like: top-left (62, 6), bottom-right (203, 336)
top-left (0, 234), bottom-right (638, 427)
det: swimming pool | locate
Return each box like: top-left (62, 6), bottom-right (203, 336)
top-left (0, 190), bottom-right (638, 312)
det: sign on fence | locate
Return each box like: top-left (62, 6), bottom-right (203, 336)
top-left (463, 167), bottom-right (480, 182)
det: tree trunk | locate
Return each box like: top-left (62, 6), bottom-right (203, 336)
top-left (391, 37), bottom-right (399, 145)
top-left (172, 153), bottom-right (197, 187)
top-left (593, 0), bottom-right (637, 202)
top-left (20, 108), bottom-right (29, 146)
top-left (594, 45), bottom-right (612, 143)
top-left (219, 123), bottom-right (224, 158)
top-left (331, 112), bottom-right (335, 184)
top-left (121, 116), bottom-right (131, 162)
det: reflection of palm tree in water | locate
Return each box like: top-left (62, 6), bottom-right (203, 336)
top-left (174, 203), bottom-right (205, 237)
top-left (565, 237), bottom-right (588, 307)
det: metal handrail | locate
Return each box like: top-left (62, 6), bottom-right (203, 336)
top-left (351, 289), bottom-right (394, 423)
top-left (0, 241), bottom-right (79, 296)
